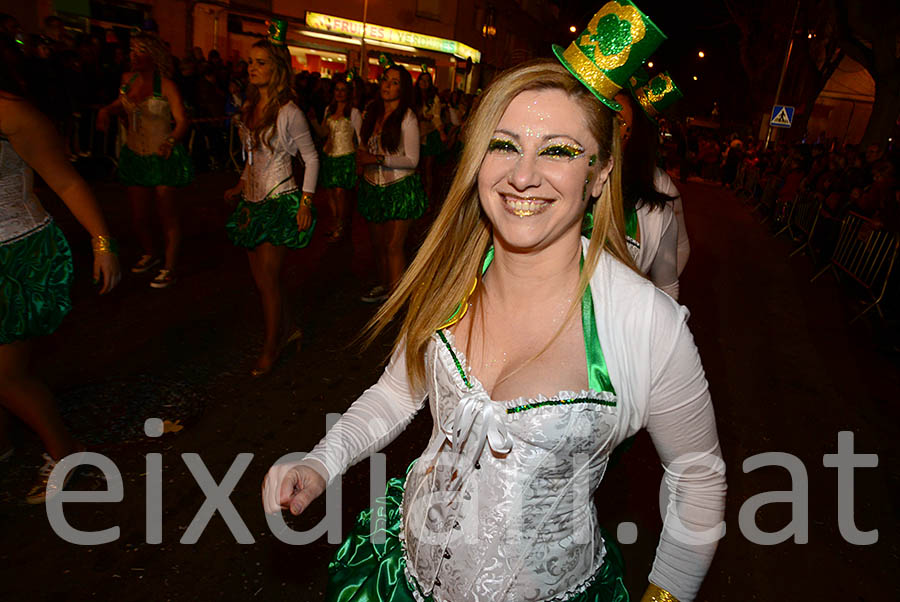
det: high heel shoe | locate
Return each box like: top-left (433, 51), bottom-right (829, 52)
top-left (250, 329), bottom-right (303, 378)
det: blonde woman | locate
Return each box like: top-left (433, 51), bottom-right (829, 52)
top-left (97, 31), bottom-right (191, 288)
top-left (224, 36), bottom-right (319, 377)
top-left (264, 12), bottom-right (724, 601)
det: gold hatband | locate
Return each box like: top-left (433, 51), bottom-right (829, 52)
top-left (562, 44), bottom-right (622, 101)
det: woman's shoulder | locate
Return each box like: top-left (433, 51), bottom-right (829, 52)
top-left (586, 243), bottom-right (683, 315)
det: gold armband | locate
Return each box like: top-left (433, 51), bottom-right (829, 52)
top-left (300, 192), bottom-right (314, 208)
top-left (644, 584), bottom-right (679, 602)
top-left (91, 235), bottom-right (118, 256)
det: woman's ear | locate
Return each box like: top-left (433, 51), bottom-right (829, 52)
top-left (591, 157), bottom-right (614, 198)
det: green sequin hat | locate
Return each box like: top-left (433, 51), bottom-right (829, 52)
top-left (631, 71), bottom-right (683, 118)
top-left (552, 0), bottom-right (666, 111)
top-left (266, 19), bottom-right (287, 45)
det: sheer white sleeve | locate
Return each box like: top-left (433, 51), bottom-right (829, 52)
top-left (382, 109), bottom-right (420, 170)
top-left (277, 103), bottom-right (319, 193)
top-left (300, 346), bottom-right (427, 486)
top-left (645, 299), bottom-right (726, 601)
top-left (648, 208), bottom-right (680, 301)
top-left (351, 108), bottom-right (363, 144)
top-left (655, 168), bottom-right (690, 276)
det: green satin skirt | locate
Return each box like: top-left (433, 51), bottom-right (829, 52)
top-left (118, 144), bottom-right (194, 188)
top-left (0, 221), bottom-right (74, 345)
top-left (358, 175), bottom-right (427, 224)
top-left (321, 153), bottom-right (358, 190)
top-left (225, 191), bottom-right (317, 250)
top-left (327, 477), bottom-right (630, 602)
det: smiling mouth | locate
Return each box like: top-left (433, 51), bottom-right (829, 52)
top-left (501, 194), bottom-right (553, 217)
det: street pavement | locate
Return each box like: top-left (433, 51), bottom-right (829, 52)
top-left (0, 172), bottom-right (896, 601)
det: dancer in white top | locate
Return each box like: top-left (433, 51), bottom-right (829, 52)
top-left (357, 62), bottom-right (426, 303)
top-left (615, 90), bottom-right (681, 300)
top-left (264, 21), bottom-right (724, 601)
top-left (223, 30), bottom-right (319, 377)
top-left (316, 75), bottom-right (361, 242)
top-left (1, 34), bottom-right (120, 502)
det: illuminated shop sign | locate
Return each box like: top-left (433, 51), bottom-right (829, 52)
top-left (305, 11), bottom-right (481, 63)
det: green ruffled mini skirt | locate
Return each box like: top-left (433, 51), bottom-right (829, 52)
top-left (225, 191), bottom-right (316, 249)
top-left (327, 476), bottom-right (629, 602)
top-left (420, 129), bottom-right (445, 157)
top-left (0, 221), bottom-right (74, 344)
top-left (358, 175), bottom-right (427, 223)
top-left (118, 144), bottom-right (194, 188)
top-left (321, 153), bottom-right (358, 190)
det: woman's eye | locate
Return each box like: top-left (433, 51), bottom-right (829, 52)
top-left (488, 139), bottom-right (518, 153)
top-left (540, 144), bottom-right (584, 159)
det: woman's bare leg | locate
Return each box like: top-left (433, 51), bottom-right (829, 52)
top-left (0, 341), bottom-right (80, 460)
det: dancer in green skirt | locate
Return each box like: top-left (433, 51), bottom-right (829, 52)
top-left (224, 29), bottom-right (319, 378)
top-left (318, 76), bottom-right (361, 243)
top-left (97, 30), bottom-right (192, 289)
top-left (357, 63), bottom-right (426, 303)
top-left (263, 3), bottom-right (724, 601)
top-left (1, 35), bottom-right (121, 503)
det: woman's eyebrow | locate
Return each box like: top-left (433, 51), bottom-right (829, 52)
top-left (494, 129), bottom-right (584, 146)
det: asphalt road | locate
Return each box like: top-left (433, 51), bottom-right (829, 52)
top-left (0, 172), bottom-right (896, 601)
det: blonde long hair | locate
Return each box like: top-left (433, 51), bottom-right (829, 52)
top-left (366, 59), bottom-right (637, 389)
top-left (241, 40), bottom-right (297, 151)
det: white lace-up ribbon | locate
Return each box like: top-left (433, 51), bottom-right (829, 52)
top-left (442, 393), bottom-right (513, 479)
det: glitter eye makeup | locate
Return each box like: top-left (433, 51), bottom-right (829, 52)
top-left (539, 143), bottom-right (585, 160)
top-left (488, 138), bottom-right (521, 154)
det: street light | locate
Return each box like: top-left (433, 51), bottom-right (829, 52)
top-left (483, 7), bottom-right (496, 38)
top-left (693, 75), bottom-right (698, 81)
top-left (698, 50), bottom-right (705, 58)
top-left (569, 25), bottom-right (577, 33)
top-left (648, 61), bottom-right (653, 68)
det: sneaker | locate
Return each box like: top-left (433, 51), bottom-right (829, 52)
top-left (131, 254), bottom-right (161, 274)
top-left (361, 285), bottom-right (389, 304)
top-left (25, 452), bottom-right (79, 504)
top-left (150, 269), bottom-right (176, 289)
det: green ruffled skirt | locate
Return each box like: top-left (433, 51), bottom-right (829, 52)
top-left (0, 221), bottom-right (74, 344)
top-left (225, 191), bottom-right (316, 249)
top-left (118, 144), bottom-right (194, 188)
top-left (327, 476), bottom-right (629, 602)
top-left (420, 129), bottom-right (445, 157)
top-left (321, 153), bottom-right (358, 190)
top-left (358, 175), bottom-right (427, 223)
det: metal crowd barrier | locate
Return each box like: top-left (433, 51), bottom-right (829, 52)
top-left (810, 211), bottom-right (899, 322)
top-left (787, 193), bottom-right (823, 260)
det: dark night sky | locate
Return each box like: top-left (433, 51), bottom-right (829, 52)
top-left (555, 0), bottom-right (755, 126)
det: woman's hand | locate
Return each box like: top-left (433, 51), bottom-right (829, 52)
top-left (224, 184), bottom-right (243, 203)
top-left (357, 148), bottom-right (379, 167)
top-left (157, 140), bottom-right (174, 159)
top-left (92, 250), bottom-right (121, 294)
top-left (296, 204), bottom-right (313, 232)
top-left (262, 463), bottom-right (326, 516)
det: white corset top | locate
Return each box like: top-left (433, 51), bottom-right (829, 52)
top-left (401, 332), bottom-right (620, 601)
top-left (122, 92), bottom-right (173, 156)
top-left (324, 116), bottom-right (357, 157)
top-left (0, 138), bottom-right (50, 245)
top-left (239, 122), bottom-right (297, 202)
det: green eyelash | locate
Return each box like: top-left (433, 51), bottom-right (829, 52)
top-left (488, 138), bottom-right (519, 153)
top-left (540, 144), bottom-right (584, 159)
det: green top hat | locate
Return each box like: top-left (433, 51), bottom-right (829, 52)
top-left (631, 71), bottom-right (683, 118)
top-left (267, 19), bottom-right (287, 45)
top-left (552, 0), bottom-right (666, 111)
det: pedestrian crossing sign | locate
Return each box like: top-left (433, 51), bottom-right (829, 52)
top-left (770, 105), bottom-right (794, 128)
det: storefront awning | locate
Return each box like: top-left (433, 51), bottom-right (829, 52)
top-left (305, 11), bottom-right (480, 63)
